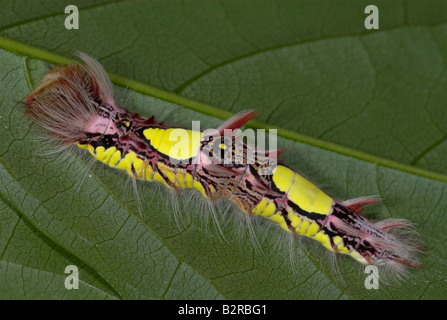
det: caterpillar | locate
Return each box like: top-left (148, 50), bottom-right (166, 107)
top-left (25, 53), bottom-right (422, 280)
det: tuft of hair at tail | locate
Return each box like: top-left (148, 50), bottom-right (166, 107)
top-left (372, 218), bottom-right (423, 281)
top-left (334, 197), bottom-right (423, 281)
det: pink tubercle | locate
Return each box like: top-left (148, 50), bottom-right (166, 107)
top-left (86, 115), bottom-right (118, 135)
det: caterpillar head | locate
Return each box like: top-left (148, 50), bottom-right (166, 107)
top-left (25, 53), bottom-right (117, 144)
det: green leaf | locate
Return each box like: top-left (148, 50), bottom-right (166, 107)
top-left (1, 0), bottom-right (446, 299)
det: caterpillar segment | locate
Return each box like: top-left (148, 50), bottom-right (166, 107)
top-left (25, 53), bottom-right (421, 275)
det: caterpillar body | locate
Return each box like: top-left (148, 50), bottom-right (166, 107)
top-left (25, 53), bottom-right (421, 279)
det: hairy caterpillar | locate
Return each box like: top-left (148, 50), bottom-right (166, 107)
top-left (25, 53), bottom-right (422, 280)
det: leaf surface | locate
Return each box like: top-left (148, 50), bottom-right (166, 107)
top-left (0, 0), bottom-right (446, 299)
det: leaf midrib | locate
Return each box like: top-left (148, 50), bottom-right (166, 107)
top-left (1, 35), bottom-right (445, 184)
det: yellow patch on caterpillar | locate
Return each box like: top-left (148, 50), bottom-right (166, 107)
top-left (314, 232), bottom-right (334, 252)
top-left (349, 251), bottom-right (368, 264)
top-left (193, 180), bottom-right (208, 199)
top-left (289, 176), bottom-right (333, 215)
top-left (333, 236), bottom-right (350, 254)
top-left (77, 143), bottom-right (96, 158)
top-left (143, 127), bottom-right (164, 149)
top-left (272, 165), bottom-right (295, 194)
top-left (144, 161), bottom-right (154, 181)
top-left (287, 209), bottom-right (302, 229)
top-left (184, 171), bottom-right (194, 189)
top-left (306, 222), bottom-right (320, 238)
top-left (152, 171), bottom-right (173, 189)
top-left (157, 162), bottom-right (176, 184)
top-left (108, 149), bottom-right (122, 167)
top-left (273, 165), bottom-right (333, 216)
top-left (297, 219), bottom-right (310, 235)
top-left (98, 147), bottom-right (117, 165)
top-left (268, 214), bottom-right (289, 232)
top-left (174, 168), bottom-right (188, 189)
top-left (252, 198), bottom-right (277, 217)
top-left (143, 128), bottom-right (202, 160)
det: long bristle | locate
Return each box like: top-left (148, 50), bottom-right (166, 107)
top-left (25, 54), bottom-right (115, 143)
top-left (373, 218), bottom-right (423, 276)
top-left (331, 211), bottom-right (422, 278)
top-left (76, 52), bottom-right (114, 103)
